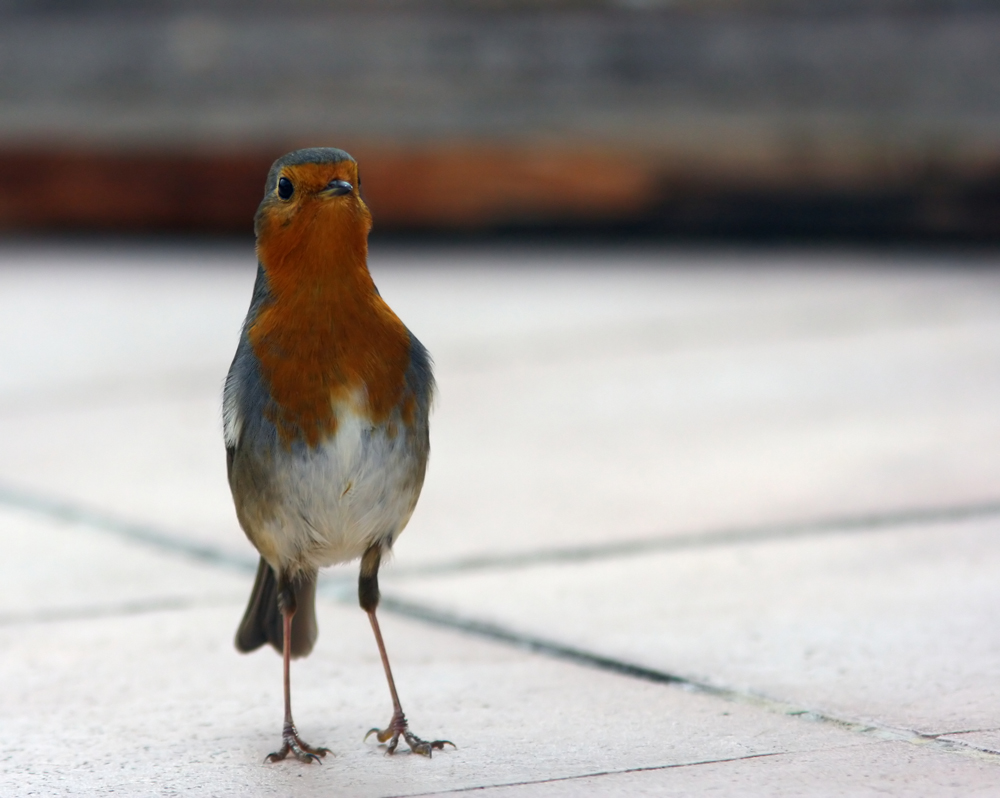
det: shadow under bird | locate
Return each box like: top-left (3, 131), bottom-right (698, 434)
top-left (223, 148), bottom-right (453, 762)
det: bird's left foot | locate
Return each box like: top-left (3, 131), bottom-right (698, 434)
top-left (364, 711), bottom-right (454, 756)
top-left (266, 722), bottom-right (331, 764)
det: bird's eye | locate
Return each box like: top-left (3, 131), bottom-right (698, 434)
top-left (277, 177), bottom-right (294, 200)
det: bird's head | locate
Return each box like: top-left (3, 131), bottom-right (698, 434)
top-left (254, 148), bottom-right (372, 279)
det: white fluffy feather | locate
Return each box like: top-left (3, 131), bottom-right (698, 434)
top-left (249, 399), bottom-right (424, 572)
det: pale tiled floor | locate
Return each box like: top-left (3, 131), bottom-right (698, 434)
top-left (1, 243), bottom-right (999, 796)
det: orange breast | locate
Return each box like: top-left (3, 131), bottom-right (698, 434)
top-left (249, 178), bottom-right (411, 447)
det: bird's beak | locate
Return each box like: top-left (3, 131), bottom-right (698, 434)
top-left (322, 179), bottom-right (354, 196)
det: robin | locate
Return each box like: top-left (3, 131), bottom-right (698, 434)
top-left (224, 148), bottom-right (452, 763)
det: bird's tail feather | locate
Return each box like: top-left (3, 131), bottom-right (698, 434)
top-left (235, 557), bottom-right (318, 659)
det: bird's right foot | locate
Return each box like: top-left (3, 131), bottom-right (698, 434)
top-left (365, 710), bottom-right (454, 757)
top-left (265, 722), bottom-right (331, 764)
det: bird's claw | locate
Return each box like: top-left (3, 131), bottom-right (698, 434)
top-left (266, 722), bottom-right (331, 764)
top-left (365, 713), bottom-right (454, 757)
top-left (404, 730), bottom-right (455, 757)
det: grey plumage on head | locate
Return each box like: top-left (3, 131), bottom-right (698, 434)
top-left (255, 148), bottom-right (358, 236)
top-left (262, 148), bottom-right (356, 196)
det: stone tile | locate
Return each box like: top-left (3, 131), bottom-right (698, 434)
top-left (2, 246), bottom-right (999, 794)
top-left (375, 252), bottom-right (1000, 567)
top-left (0, 506), bottom-right (248, 621)
top-left (330, 252), bottom-right (1000, 569)
top-left (5, 300), bottom-right (1000, 568)
top-left (432, 740), bottom-right (1000, 797)
top-left (0, 248), bottom-right (252, 402)
top-left (0, 474), bottom-right (868, 797)
top-left (0, 248), bottom-right (257, 559)
top-left (397, 309), bottom-right (1000, 567)
top-left (3, 249), bottom-right (1000, 570)
top-left (0, 599), bottom-right (865, 798)
top-left (369, 250), bottom-right (1000, 365)
top-left (385, 518), bottom-right (1000, 734)
top-left (0, 394), bottom-right (253, 561)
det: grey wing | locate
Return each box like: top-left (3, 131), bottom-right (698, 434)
top-left (224, 263), bottom-right (275, 481)
top-left (403, 329), bottom-right (435, 466)
top-left (405, 329), bottom-right (435, 419)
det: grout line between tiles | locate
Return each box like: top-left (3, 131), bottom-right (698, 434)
top-left (4, 480), bottom-right (992, 584)
top-left (361, 593), bottom-right (1000, 765)
top-left (0, 483), bottom-right (258, 574)
top-left (3, 482), bottom-right (999, 766)
top-left (381, 500), bottom-right (1000, 580)
top-left (387, 750), bottom-right (790, 797)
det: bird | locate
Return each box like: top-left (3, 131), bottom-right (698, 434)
top-left (223, 147), bottom-right (452, 763)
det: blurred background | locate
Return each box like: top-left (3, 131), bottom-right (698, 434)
top-left (3, 0), bottom-right (1000, 241)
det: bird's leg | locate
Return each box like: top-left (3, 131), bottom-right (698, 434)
top-left (360, 545), bottom-right (454, 757)
top-left (266, 575), bottom-right (330, 764)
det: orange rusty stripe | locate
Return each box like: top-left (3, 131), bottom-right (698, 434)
top-left (250, 161), bottom-right (412, 447)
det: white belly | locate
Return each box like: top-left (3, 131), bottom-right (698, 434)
top-left (252, 409), bottom-right (425, 572)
